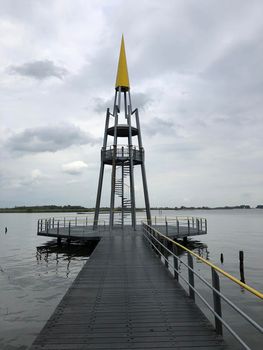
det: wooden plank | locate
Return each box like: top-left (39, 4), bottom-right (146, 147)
top-left (30, 228), bottom-right (227, 350)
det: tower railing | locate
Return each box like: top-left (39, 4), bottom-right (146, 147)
top-left (101, 145), bottom-right (144, 164)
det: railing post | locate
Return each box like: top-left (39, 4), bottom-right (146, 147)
top-left (64, 217), bottom-right (66, 228)
top-left (192, 217), bottom-right (194, 228)
top-left (52, 217), bottom-right (55, 228)
top-left (197, 219), bottom-right (200, 233)
top-left (211, 268), bottom-right (223, 335)
top-left (176, 219), bottom-right (179, 235)
top-left (69, 221), bottom-right (71, 236)
top-left (164, 238), bottom-right (168, 268)
top-left (40, 219), bottom-right (43, 232)
top-left (187, 253), bottom-right (195, 300)
top-left (37, 220), bottom-right (39, 233)
top-left (47, 220), bottom-right (49, 234)
top-left (155, 216), bottom-right (156, 225)
top-left (57, 220), bottom-right (60, 235)
top-left (165, 217), bottom-right (168, 235)
top-left (154, 229), bottom-right (160, 258)
top-left (205, 219), bottom-right (207, 233)
top-left (173, 244), bottom-right (179, 280)
top-left (86, 217), bottom-right (88, 226)
top-left (150, 227), bottom-right (155, 252)
top-left (187, 219), bottom-right (190, 234)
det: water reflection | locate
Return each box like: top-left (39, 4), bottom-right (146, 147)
top-left (174, 239), bottom-right (209, 259)
top-left (36, 239), bottom-right (99, 277)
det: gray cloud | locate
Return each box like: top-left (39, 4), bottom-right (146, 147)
top-left (143, 117), bottom-right (175, 136)
top-left (92, 92), bottom-right (152, 114)
top-left (6, 124), bottom-right (99, 154)
top-left (8, 60), bottom-right (68, 80)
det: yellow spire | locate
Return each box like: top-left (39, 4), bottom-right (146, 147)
top-left (115, 35), bottom-right (130, 91)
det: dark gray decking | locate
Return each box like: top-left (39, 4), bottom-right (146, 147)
top-left (31, 228), bottom-right (227, 350)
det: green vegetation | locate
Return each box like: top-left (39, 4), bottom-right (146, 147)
top-left (0, 204), bottom-right (261, 213)
top-left (0, 205), bottom-right (94, 213)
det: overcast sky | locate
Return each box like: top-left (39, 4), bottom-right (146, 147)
top-left (1, 0), bottom-right (263, 208)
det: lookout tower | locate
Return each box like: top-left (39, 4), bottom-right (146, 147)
top-left (93, 36), bottom-right (151, 230)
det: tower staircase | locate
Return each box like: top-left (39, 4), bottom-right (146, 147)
top-left (114, 164), bottom-right (132, 226)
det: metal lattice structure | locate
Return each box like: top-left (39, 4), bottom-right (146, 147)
top-left (93, 36), bottom-right (151, 230)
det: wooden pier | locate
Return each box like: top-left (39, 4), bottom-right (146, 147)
top-left (30, 227), bottom-right (226, 350)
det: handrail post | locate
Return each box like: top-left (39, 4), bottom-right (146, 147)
top-left (40, 219), bottom-right (43, 232)
top-left (197, 219), bottom-right (200, 233)
top-left (164, 238), bottom-right (168, 268)
top-left (64, 217), bottom-right (66, 228)
top-left (211, 268), bottom-right (223, 335)
top-left (173, 244), bottom-right (179, 280)
top-left (165, 217), bottom-right (168, 235)
top-left (187, 253), bottom-right (195, 300)
top-left (37, 220), bottom-right (39, 233)
top-left (150, 227), bottom-right (155, 252)
top-left (187, 219), bottom-right (190, 234)
top-left (205, 219), bottom-right (207, 233)
top-left (52, 217), bottom-right (55, 228)
top-left (159, 236), bottom-right (164, 261)
top-left (57, 220), bottom-right (60, 235)
top-left (69, 221), bottom-right (71, 236)
top-left (47, 220), bottom-right (49, 234)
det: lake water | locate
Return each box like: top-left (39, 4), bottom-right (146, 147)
top-left (0, 209), bottom-right (262, 349)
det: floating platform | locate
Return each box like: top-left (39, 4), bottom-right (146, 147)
top-left (30, 227), bottom-right (226, 350)
top-left (37, 216), bottom-right (207, 241)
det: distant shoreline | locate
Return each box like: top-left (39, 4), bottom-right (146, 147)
top-left (0, 205), bottom-right (262, 213)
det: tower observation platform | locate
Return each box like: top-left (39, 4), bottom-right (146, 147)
top-left (93, 35), bottom-right (151, 230)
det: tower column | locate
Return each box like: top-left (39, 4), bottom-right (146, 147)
top-left (94, 108), bottom-right (110, 229)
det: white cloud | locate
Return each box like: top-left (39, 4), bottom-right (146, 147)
top-left (62, 161), bottom-right (88, 175)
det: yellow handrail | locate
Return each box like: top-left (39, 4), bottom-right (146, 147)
top-left (144, 223), bottom-right (263, 300)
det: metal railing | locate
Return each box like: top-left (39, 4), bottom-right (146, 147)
top-left (37, 216), bottom-right (108, 237)
top-left (102, 145), bottom-right (144, 164)
top-left (142, 222), bottom-right (263, 350)
top-left (152, 215), bottom-right (207, 236)
top-left (37, 215), bottom-right (207, 236)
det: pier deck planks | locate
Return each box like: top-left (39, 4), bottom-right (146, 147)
top-left (30, 228), bottom-right (227, 350)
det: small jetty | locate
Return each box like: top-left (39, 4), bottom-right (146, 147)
top-left (31, 225), bottom-right (226, 350)
top-left (31, 221), bottom-right (263, 350)
top-left (37, 215), bottom-right (207, 242)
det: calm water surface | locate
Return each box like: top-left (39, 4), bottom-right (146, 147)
top-left (0, 210), bottom-right (262, 349)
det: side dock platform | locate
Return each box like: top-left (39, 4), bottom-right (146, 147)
top-left (30, 227), bottom-right (226, 350)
